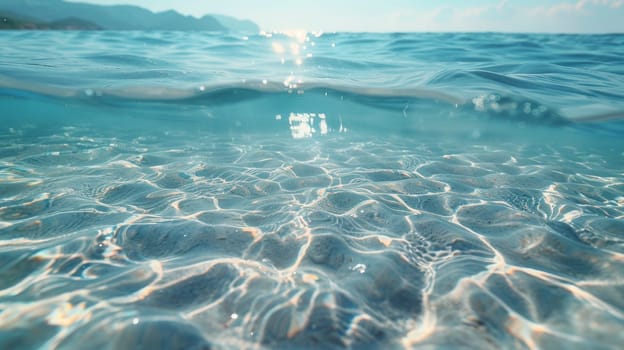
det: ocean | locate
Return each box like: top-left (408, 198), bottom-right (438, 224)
top-left (1, 31), bottom-right (623, 349)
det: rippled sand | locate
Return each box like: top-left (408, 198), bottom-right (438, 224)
top-left (1, 124), bottom-right (623, 350)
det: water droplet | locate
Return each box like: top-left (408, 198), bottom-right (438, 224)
top-left (351, 263), bottom-right (367, 274)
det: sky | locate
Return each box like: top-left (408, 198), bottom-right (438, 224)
top-left (68, 0), bottom-right (624, 33)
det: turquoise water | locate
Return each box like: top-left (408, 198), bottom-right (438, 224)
top-left (1, 31), bottom-right (624, 349)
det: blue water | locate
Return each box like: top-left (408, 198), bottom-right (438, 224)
top-left (1, 31), bottom-right (624, 350)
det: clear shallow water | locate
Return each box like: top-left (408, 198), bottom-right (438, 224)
top-left (1, 31), bottom-right (624, 349)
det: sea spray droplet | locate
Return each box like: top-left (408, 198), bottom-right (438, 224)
top-left (351, 263), bottom-right (367, 274)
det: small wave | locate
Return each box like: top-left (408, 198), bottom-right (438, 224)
top-left (82, 54), bottom-right (171, 67)
top-left (3, 76), bottom-right (624, 133)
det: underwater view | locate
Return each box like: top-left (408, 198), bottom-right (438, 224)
top-left (1, 28), bottom-right (624, 349)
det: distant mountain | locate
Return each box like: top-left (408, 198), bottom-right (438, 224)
top-left (0, 10), bottom-right (101, 29)
top-left (0, 0), bottom-right (259, 32)
top-left (210, 14), bottom-right (259, 33)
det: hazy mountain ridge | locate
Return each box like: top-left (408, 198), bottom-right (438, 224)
top-left (0, 0), bottom-right (259, 32)
top-left (0, 10), bottom-right (102, 29)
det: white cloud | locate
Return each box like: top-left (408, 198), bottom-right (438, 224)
top-left (530, 0), bottom-right (623, 16)
top-left (386, 0), bottom-right (623, 33)
top-left (384, 1), bottom-right (511, 32)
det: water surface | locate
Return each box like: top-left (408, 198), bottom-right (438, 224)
top-left (1, 31), bottom-right (623, 349)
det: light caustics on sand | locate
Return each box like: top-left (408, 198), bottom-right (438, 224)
top-left (1, 127), bottom-right (623, 349)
